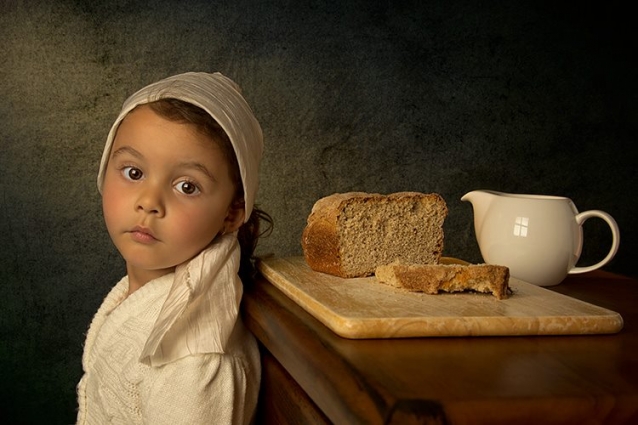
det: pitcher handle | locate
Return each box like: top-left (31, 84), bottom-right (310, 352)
top-left (569, 210), bottom-right (620, 274)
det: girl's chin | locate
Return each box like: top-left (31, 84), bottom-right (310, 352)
top-left (125, 264), bottom-right (177, 278)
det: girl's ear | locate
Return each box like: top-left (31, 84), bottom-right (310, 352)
top-left (223, 199), bottom-right (246, 234)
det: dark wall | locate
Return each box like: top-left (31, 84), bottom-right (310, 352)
top-left (1, 0), bottom-right (635, 422)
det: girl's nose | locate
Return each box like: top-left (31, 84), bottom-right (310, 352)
top-left (135, 185), bottom-right (165, 217)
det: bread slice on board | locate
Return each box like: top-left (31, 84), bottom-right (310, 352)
top-left (375, 262), bottom-right (511, 300)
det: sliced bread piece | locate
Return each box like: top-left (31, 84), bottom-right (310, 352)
top-left (375, 262), bottom-right (510, 299)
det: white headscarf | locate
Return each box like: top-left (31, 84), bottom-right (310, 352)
top-left (97, 72), bottom-right (262, 366)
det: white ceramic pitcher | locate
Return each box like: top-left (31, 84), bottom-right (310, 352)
top-left (461, 190), bottom-right (620, 287)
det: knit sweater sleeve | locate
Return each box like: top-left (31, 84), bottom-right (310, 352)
top-left (140, 352), bottom-right (255, 425)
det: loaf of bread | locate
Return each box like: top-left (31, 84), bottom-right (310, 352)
top-left (375, 262), bottom-right (510, 299)
top-left (301, 192), bottom-right (448, 278)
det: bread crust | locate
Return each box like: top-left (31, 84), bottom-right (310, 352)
top-left (301, 193), bottom-right (364, 277)
top-left (302, 192), bottom-right (448, 278)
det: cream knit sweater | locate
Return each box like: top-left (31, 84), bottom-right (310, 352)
top-left (76, 273), bottom-right (260, 424)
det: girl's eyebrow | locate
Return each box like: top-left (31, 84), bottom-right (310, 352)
top-left (111, 145), bottom-right (144, 160)
top-left (178, 161), bottom-right (217, 182)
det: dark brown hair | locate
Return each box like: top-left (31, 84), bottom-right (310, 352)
top-left (147, 98), bottom-right (273, 281)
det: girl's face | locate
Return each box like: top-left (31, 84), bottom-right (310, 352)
top-left (102, 105), bottom-right (245, 287)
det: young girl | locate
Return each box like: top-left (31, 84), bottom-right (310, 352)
top-left (77, 72), bottom-right (271, 424)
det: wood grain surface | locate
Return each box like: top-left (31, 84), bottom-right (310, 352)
top-left (257, 256), bottom-right (623, 338)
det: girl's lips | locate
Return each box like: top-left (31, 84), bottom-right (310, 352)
top-left (129, 226), bottom-right (158, 244)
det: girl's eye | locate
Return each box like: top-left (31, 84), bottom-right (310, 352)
top-left (175, 180), bottom-right (201, 196)
top-left (122, 166), bottom-right (143, 181)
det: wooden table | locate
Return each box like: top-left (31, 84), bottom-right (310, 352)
top-left (241, 270), bottom-right (638, 424)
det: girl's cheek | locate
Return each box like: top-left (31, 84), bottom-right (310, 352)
top-left (102, 185), bottom-right (125, 217)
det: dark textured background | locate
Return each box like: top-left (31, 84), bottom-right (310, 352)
top-left (1, 0), bottom-right (635, 422)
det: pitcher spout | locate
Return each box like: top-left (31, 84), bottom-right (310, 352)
top-left (461, 190), bottom-right (501, 237)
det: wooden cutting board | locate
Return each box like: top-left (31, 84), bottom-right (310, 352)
top-left (256, 256), bottom-right (624, 339)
